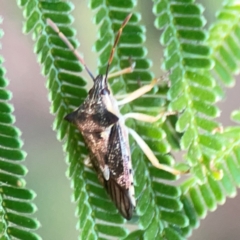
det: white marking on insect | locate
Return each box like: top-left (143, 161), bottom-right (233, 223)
top-left (102, 165), bottom-right (110, 180)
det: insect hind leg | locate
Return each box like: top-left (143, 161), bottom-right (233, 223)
top-left (127, 127), bottom-right (182, 175)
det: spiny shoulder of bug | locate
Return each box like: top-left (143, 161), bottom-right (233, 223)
top-left (64, 72), bottom-right (122, 131)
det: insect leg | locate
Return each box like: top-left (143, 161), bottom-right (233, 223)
top-left (117, 78), bottom-right (160, 105)
top-left (46, 19), bottom-right (95, 80)
top-left (116, 70), bottom-right (171, 104)
top-left (108, 61), bottom-right (135, 79)
top-left (83, 156), bottom-right (92, 167)
top-left (127, 127), bottom-right (182, 175)
top-left (123, 111), bottom-right (176, 123)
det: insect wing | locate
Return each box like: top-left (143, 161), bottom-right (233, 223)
top-left (104, 175), bottom-right (134, 220)
top-left (104, 123), bottom-right (134, 220)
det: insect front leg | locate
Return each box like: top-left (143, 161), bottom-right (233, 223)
top-left (123, 111), bottom-right (176, 123)
top-left (127, 127), bottom-right (182, 175)
top-left (108, 61), bottom-right (136, 79)
top-left (116, 78), bottom-right (160, 105)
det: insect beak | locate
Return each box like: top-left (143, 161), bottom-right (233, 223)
top-left (64, 111), bottom-right (77, 123)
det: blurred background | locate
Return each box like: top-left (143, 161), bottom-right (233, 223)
top-left (1, 0), bottom-right (240, 239)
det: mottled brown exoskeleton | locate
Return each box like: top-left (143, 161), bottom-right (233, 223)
top-left (47, 13), bottom-right (182, 220)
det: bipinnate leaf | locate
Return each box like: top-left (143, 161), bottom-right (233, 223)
top-left (0, 19), bottom-right (41, 240)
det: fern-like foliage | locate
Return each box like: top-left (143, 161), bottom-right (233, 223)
top-left (15, 0), bottom-right (240, 239)
top-left (153, 0), bottom-right (220, 181)
top-left (17, 0), bottom-right (189, 239)
top-left (181, 1), bottom-right (240, 237)
top-left (0, 19), bottom-right (41, 240)
top-left (208, 1), bottom-right (240, 87)
top-left (153, 0), bottom-right (240, 238)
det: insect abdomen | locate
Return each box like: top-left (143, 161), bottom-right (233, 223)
top-left (105, 122), bottom-right (135, 219)
top-left (104, 176), bottom-right (134, 220)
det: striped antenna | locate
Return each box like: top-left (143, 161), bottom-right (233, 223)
top-left (104, 13), bottom-right (132, 80)
top-left (47, 19), bottom-right (95, 80)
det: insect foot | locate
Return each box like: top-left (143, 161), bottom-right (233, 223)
top-left (127, 128), bottom-right (186, 176)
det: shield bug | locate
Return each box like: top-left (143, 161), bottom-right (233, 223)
top-left (47, 13), bottom-right (182, 220)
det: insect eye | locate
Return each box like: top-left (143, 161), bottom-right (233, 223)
top-left (101, 88), bottom-right (110, 95)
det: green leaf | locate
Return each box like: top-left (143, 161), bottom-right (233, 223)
top-left (6, 212), bottom-right (39, 229)
top-left (0, 20), bottom-right (41, 240)
top-left (209, 3), bottom-right (240, 87)
top-left (231, 110), bottom-right (240, 123)
top-left (14, 0), bottom-right (240, 239)
top-left (7, 227), bottom-right (40, 240)
top-left (3, 199), bottom-right (36, 213)
top-left (96, 224), bottom-right (128, 238)
top-left (189, 187), bottom-right (206, 218)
